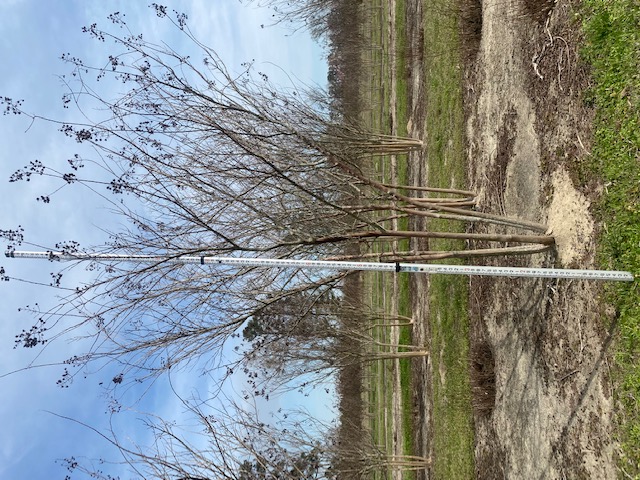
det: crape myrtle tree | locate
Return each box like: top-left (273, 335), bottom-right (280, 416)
top-left (1, 5), bottom-right (552, 387)
top-left (0, 5), bottom-right (403, 387)
top-left (60, 399), bottom-right (330, 480)
top-left (239, 286), bottom-right (428, 396)
top-left (60, 396), bottom-right (429, 480)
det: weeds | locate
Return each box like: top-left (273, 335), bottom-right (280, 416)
top-left (470, 341), bottom-right (496, 417)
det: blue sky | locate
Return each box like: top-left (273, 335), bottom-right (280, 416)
top-left (0, 1), bottom-right (330, 478)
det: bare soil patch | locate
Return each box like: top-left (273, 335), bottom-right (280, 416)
top-left (402, 0), bottom-right (619, 477)
top-left (464, 0), bottom-right (618, 478)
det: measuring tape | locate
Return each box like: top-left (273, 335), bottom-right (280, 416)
top-left (6, 251), bottom-right (635, 282)
top-left (396, 263), bottom-right (634, 281)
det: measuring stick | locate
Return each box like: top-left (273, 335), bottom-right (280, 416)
top-left (5, 250), bottom-right (634, 282)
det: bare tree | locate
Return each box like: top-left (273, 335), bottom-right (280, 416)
top-left (60, 399), bottom-right (329, 480)
top-left (59, 395), bottom-right (428, 480)
top-left (241, 0), bottom-right (338, 40)
top-left (1, 5), bottom-right (551, 388)
top-left (239, 288), bottom-right (428, 395)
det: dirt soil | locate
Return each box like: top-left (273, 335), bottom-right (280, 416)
top-left (404, 0), bottom-right (620, 478)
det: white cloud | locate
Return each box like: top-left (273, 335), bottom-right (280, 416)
top-left (187, 0), bottom-right (326, 85)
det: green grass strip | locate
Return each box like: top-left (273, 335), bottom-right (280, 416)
top-left (581, 0), bottom-right (640, 474)
top-left (422, 0), bottom-right (475, 476)
top-left (394, 0), bottom-right (418, 475)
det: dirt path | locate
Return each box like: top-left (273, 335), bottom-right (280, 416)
top-left (465, 0), bottom-right (618, 478)
top-left (403, 1), bottom-right (433, 476)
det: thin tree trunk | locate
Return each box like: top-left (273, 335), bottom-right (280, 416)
top-left (310, 230), bottom-right (555, 246)
top-left (381, 182), bottom-right (476, 197)
top-left (327, 244), bottom-right (553, 261)
top-left (330, 157), bottom-right (550, 232)
top-left (367, 351), bottom-right (429, 360)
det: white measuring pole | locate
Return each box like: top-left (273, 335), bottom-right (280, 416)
top-left (5, 250), bottom-right (635, 282)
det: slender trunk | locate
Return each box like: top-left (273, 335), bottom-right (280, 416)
top-left (407, 197), bottom-right (477, 207)
top-left (326, 244), bottom-right (553, 261)
top-left (330, 157), bottom-right (550, 232)
top-left (310, 230), bottom-right (555, 246)
top-left (368, 341), bottom-right (425, 350)
top-left (368, 350), bottom-right (429, 359)
top-left (344, 203), bottom-right (541, 231)
top-left (366, 321), bottom-right (414, 329)
top-left (381, 182), bottom-right (476, 197)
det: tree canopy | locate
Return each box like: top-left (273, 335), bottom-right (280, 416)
top-left (1, 2), bottom-right (552, 394)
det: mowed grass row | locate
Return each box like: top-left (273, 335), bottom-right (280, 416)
top-left (360, 0), bottom-right (397, 472)
top-left (393, 0), bottom-right (416, 467)
top-left (360, 0), bottom-right (416, 477)
top-left (581, 0), bottom-right (640, 474)
top-left (361, 0), bottom-right (475, 476)
top-left (421, 0), bottom-right (475, 477)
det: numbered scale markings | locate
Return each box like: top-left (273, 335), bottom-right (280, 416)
top-left (6, 251), bottom-right (634, 282)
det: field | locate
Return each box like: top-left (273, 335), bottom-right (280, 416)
top-left (359, 0), bottom-right (640, 478)
top-left (360, 0), bottom-right (474, 478)
top-left (360, 1), bottom-right (423, 477)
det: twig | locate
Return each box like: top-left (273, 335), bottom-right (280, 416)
top-left (559, 369), bottom-right (579, 382)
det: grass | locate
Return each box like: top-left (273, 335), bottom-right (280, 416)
top-left (360, 0), bottom-right (419, 477)
top-left (581, 0), bottom-right (640, 474)
top-left (393, 0), bottom-right (417, 467)
top-left (360, 0), bottom-right (474, 476)
top-left (360, 1), bottom-right (410, 477)
top-left (421, 0), bottom-right (475, 477)
top-left (360, 0), bottom-right (639, 476)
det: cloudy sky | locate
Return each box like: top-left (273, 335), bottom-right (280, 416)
top-left (0, 1), bottom-right (329, 478)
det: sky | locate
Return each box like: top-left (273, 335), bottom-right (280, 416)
top-left (0, 1), bottom-right (330, 478)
